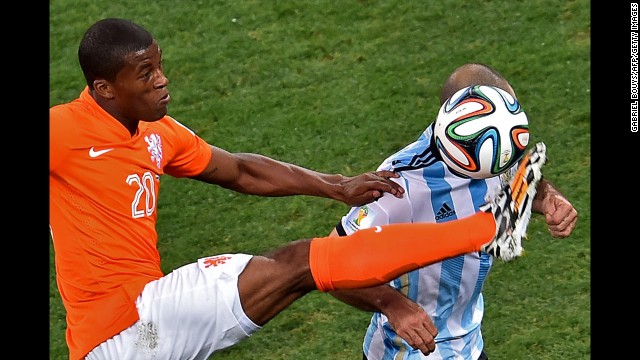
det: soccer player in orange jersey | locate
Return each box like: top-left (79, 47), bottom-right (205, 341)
top-left (50, 18), bottom-right (531, 360)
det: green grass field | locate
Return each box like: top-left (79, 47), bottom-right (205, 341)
top-left (49, 1), bottom-right (590, 359)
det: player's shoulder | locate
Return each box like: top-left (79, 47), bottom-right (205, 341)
top-left (50, 98), bottom-right (80, 123)
top-left (50, 99), bottom-right (85, 142)
top-left (146, 115), bottom-right (198, 136)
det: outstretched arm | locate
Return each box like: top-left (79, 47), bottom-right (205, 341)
top-left (193, 145), bottom-right (404, 206)
top-left (330, 285), bottom-right (438, 356)
top-left (532, 178), bottom-right (578, 238)
top-left (324, 227), bottom-right (437, 355)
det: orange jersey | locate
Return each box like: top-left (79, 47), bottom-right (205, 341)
top-left (49, 87), bottom-right (212, 360)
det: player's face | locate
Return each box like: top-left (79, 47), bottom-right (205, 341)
top-left (111, 40), bottom-right (171, 122)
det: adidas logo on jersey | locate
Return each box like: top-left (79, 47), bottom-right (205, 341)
top-left (435, 203), bottom-right (455, 220)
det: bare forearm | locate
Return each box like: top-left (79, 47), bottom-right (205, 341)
top-left (195, 146), bottom-right (403, 206)
top-left (331, 284), bottom-right (438, 353)
top-left (532, 177), bottom-right (550, 214)
top-left (330, 285), bottom-right (406, 313)
top-left (224, 153), bottom-right (345, 198)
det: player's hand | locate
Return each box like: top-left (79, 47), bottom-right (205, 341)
top-left (541, 193), bottom-right (577, 238)
top-left (534, 181), bottom-right (577, 238)
top-left (340, 171), bottom-right (404, 207)
top-left (384, 296), bottom-right (438, 356)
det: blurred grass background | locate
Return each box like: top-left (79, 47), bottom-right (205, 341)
top-left (50, 1), bottom-right (590, 359)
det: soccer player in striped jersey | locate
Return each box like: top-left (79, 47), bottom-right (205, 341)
top-left (50, 20), bottom-right (534, 360)
top-left (329, 63), bottom-right (578, 360)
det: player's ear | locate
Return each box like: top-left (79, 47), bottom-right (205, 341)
top-left (92, 79), bottom-right (115, 99)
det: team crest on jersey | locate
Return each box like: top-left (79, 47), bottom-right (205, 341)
top-left (344, 205), bottom-right (377, 232)
top-left (145, 133), bottom-right (163, 169)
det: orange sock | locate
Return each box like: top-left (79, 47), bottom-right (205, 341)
top-left (309, 211), bottom-right (496, 291)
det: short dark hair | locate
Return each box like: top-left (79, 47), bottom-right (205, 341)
top-left (78, 18), bottom-right (154, 88)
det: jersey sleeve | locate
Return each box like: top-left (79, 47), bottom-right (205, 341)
top-left (162, 116), bottom-right (212, 178)
top-left (339, 177), bottom-right (412, 235)
top-left (49, 105), bottom-right (76, 173)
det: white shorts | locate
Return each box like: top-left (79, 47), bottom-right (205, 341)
top-left (86, 253), bottom-right (261, 360)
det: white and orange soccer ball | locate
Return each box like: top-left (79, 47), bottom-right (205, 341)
top-left (433, 85), bottom-right (530, 179)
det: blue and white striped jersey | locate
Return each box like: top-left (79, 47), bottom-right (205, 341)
top-left (337, 124), bottom-right (516, 360)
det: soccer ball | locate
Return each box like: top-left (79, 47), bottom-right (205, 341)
top-left (433, 85), bottom-right (530, 179)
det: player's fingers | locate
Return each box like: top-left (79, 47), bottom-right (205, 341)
top-left (412, 327), bottom-right (436, 355)
top-left (407, 336), bottom-right (431, 355)
top-left (560, 216), bottom-right (578, 236)
top-left (371, 171), bottom-right (404, 196)
top-left (548, 216), bottom-right (577, 238)
top-left (417, 336), bottom-right (436, 355)
top-left (422, 317), bottom-right (438, 335)
top-left (546, 208), bottom-right (577, 227)
top-left (394, 328), bottom-right (433, 355)
top-left (374, 170), bottom-right (400, 179)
